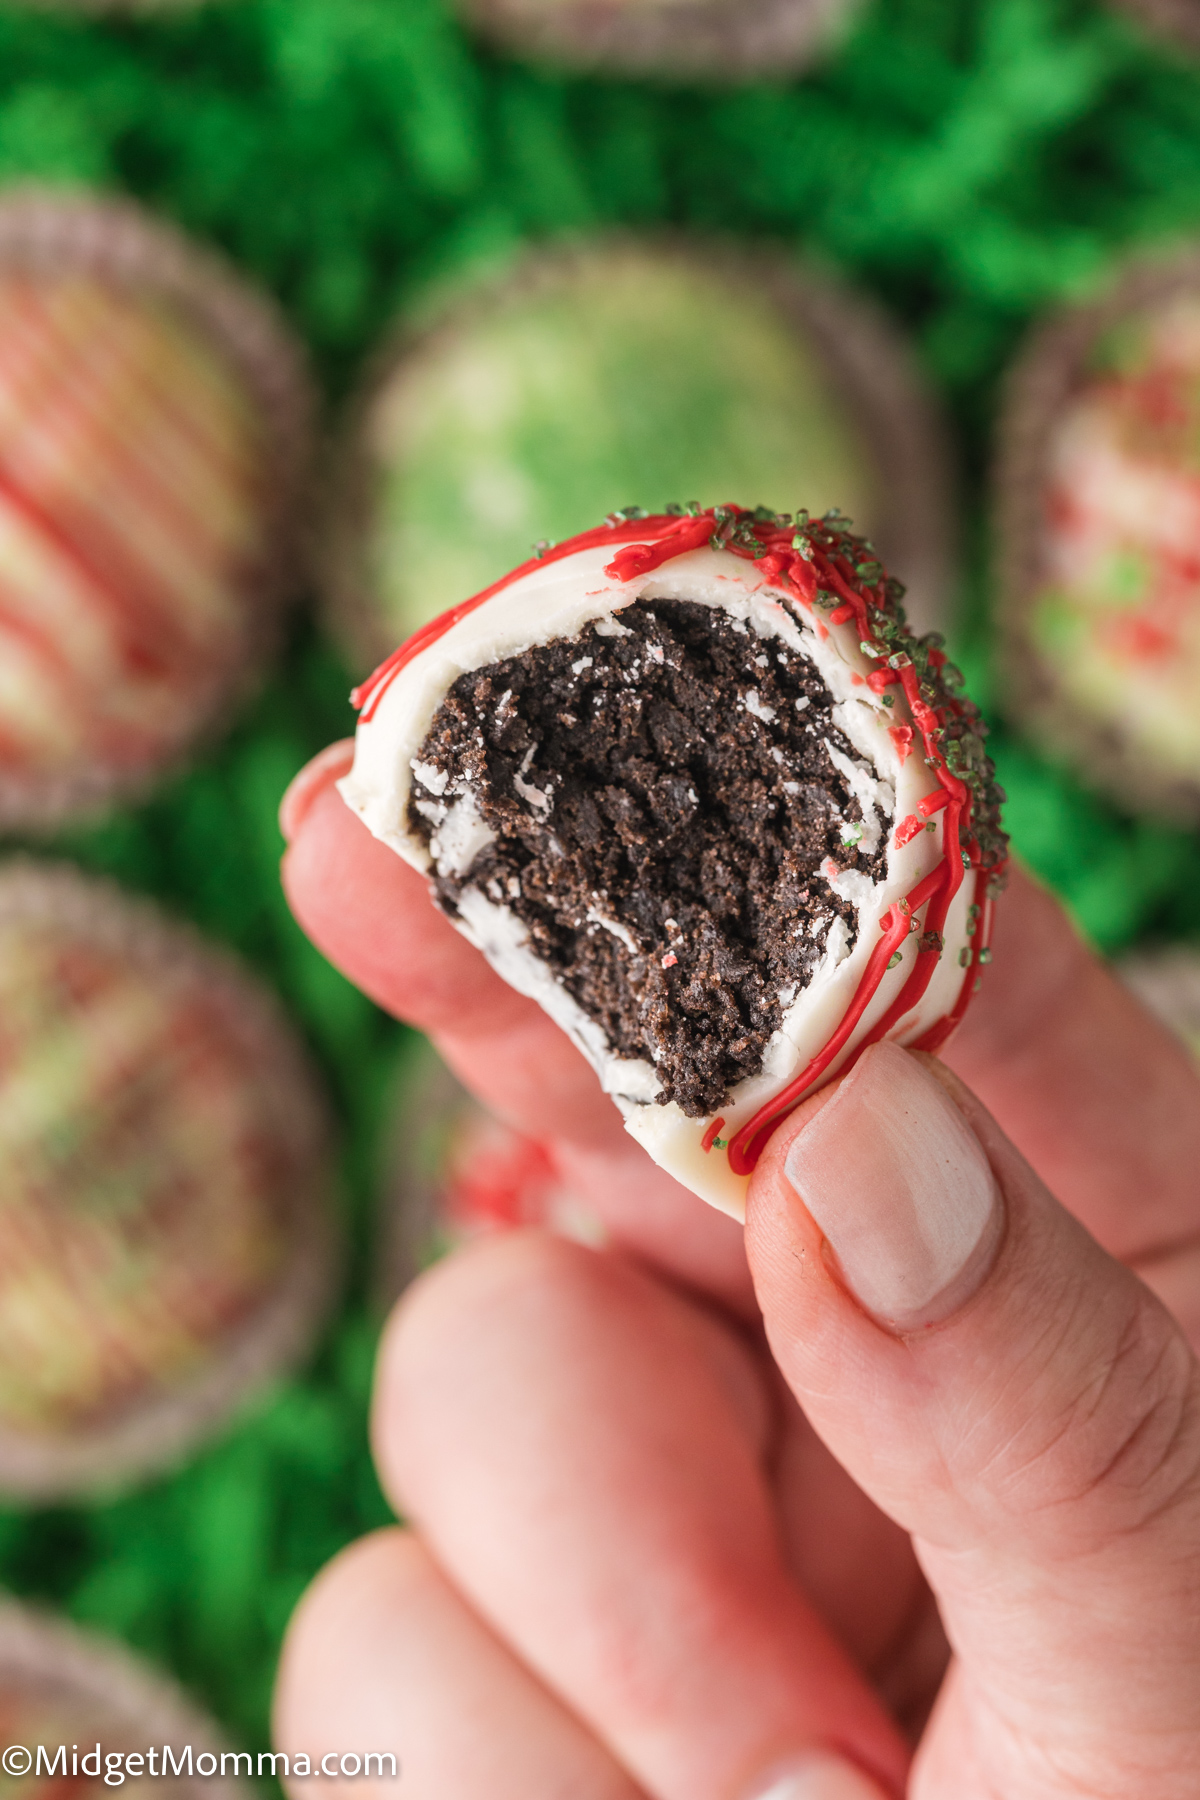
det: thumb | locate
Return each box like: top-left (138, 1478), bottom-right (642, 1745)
top-left (746, 1042), bottom-right (1200, 1799)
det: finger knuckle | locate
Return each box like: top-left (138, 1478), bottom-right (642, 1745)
top-left (994, 1290), bottom-right (1200, 1545)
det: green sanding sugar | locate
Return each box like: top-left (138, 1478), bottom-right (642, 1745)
top-left (1, 0), bottom-right (1200, 1765)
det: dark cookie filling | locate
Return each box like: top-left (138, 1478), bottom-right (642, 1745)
top-left (409, 598), bottom-right (892, 1117)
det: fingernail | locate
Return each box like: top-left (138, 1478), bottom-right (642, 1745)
top-left (279, 739), bottom-right (356, 844)
top-left (746, 1751), bottom-right (891, 1800)
top-left (783, 1042), bottom-right (1002, 1331)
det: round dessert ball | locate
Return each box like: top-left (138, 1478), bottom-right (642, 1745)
top-left (13, 0), bottom-right (199, 13)
top-left (998, 246), bottom-right (1200, 818)
top-left (0, 1600), bottom-right (249, 1800)
top-left (341, 504), bottom-right (1006, 1218)
top-left (0, 188), bottom-right (314, 831)
top-left (381, 1044), bottom-right (598, 1303)
top-left (1109, 0), bottom-right (1200, 56)
top-left (0, 859), bottom-right (338, 1500)
top-left (453, 0), bottom-right (863, 81)
top-left (325, 240), bottom-right (954, 668)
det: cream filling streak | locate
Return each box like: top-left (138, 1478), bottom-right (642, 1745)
top-left (342, 542), bottom-right (972, 1218)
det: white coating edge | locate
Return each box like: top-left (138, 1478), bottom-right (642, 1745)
top-left (341, 540), bottom-right (966, 1216)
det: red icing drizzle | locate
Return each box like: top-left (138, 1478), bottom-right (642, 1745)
top-left (0, 464), bottom-right (180, 677)
top-left (354, 506), bottom-right (1004, 1176)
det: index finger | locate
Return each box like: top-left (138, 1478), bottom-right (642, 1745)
top-left (281, 757), bottom-right (754, 1312)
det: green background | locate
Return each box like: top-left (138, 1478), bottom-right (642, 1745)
top-left (3, 0), bottom-right (1200, 1763)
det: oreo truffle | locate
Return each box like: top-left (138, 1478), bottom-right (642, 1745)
top-left (342, 505), bottom-right (1006, 1217)
top-left (0, 188), bottom-right (313, 830)
top-left (1110, 0), bottom-right (1200, 55)
top-left (999, 247), bottom-right (1200, 817)
top-left (1118, 947), bottom-right (1200, 1062)
top-left (0, 860), bottom-right (337, 1499)
top-left (0, 1600), bottom-right (249, 1800)
top-left (454, 0), bottom-right (861, 81)
top-left (325, 240), bottom-right (953, 669)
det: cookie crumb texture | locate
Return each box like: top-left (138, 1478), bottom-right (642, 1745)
top-left (410, 598), bottom-right (889, 1116)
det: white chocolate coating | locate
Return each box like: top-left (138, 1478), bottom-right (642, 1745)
top-left (342, 540), bottom-right (973, 1217)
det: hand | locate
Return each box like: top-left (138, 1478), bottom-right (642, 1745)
top-left (273, 746), bottom-right (1200, 1798)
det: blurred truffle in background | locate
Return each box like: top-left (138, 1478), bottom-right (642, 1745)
top-left (12, 0), bottom-right (201, 13)
top-left (0, 188), bottom-right (314, 833)
top-left (1111, 0), bottom-right (1200, 57)
top-left (455, 0), bottom-right (863, 81)
top-left (0, 860), bottom-right (339, 1501)
top-left (0, 1599), bottom-right (248, 1800)
top-left (998, 245), bottom-right (1200, 820)
top-left (1118, 945), bottom-right (1200, 1062)
top-left (379, 1043), bottom-right (600, 1307)
top-left (324, 237), bottom-right (954, 670)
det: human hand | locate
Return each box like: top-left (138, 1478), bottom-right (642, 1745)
top-left (273, 746), bottom-right (1200, 1798)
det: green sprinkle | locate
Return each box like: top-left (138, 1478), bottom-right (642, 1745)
top-left (886, 951), bottom-right (903, 970)
top-left (959, 947), bottom-right (972, 967)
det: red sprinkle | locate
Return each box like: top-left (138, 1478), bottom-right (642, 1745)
top-left (893, 814), bottom-right (924, 848)
top-left (701, 1116), bottom-right (726, 1155)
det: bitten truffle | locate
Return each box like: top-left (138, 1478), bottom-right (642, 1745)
top-left (342, 505), bottom-right (1007, 1217)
